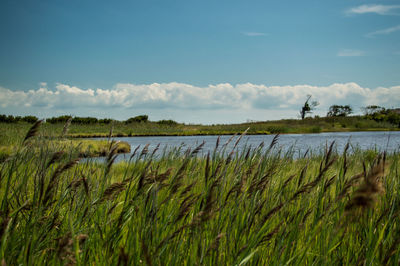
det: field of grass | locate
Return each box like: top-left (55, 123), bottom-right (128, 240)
top-left (0, 123), bottom-right (399, 265)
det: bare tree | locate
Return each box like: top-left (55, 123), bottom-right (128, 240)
top-left (300, 95), bottom-right (319, 119)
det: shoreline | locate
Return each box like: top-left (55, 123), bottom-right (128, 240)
top-left (67, 128), bottom-right (400, 138)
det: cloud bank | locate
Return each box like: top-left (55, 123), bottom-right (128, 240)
top-left (1, 82), bottom-right (399, 123)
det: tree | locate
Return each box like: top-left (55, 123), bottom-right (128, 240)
top-left (300, 95), bottom-right (319, 120)
top-left (327, 105), bottom-right (353, 117)
top-left (361, 105), bottom-right (385, 116)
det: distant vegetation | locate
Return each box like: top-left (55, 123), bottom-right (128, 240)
top-left (327, 105), bottom-right (353, 117)
top-left (362, 105), bottom-right (400, 126)
top-left (0, 105), bottom-right (399, 139)
top-left (0, 114), bottom-right (39, 123)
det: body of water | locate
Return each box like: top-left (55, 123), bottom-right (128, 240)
top-left (99, 131), bottom-right (400, 161)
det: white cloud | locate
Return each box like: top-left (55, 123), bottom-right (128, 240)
top-left (346, 4), bottom-right (400, 15)
top-left (1, 82), bottom-right (400, 123)
top-left (337, 49), bottom-right (365, 57)
top-left (242, 32), bottom-right (266, 36)
top-left (366, 25), bottom-right (400, 37)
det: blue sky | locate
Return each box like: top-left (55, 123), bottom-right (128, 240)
top-left (0, 0), bottom-right (399, 124)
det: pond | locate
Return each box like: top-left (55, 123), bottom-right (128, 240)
top-left (97, 131), bottom-right (400, 161)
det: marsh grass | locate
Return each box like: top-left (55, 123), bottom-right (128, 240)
top-left (0, 123), bottom-right (399, 265)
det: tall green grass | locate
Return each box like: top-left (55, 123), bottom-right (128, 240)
top-left (0, 124), bottom-right (399, 265)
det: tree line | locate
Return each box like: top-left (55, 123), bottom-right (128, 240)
top-left (299, 95), bottom-right (399, 127)
top-left (0, 114), bottom-right (179, 125)
top-left (1, 103), bottom-right (399, 127)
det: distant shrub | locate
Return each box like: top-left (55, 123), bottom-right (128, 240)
top-left (156, 119), bottom-right (178, 126)
top-left (0, 114), bottom-right (38, 123)
top-left (362, 106), bottom-right (400, 127)
top-left (46, 116), bottom-right (101, 124)
top-left (72, 117), bottom-right (98, 124)
top-left (46, 115), bottom-right (72, 124)
top-left (309, 126), bottom-right (322, 133)
top-left (0, 115), bottom-right (15, 123)
top-left (22, 115), bottom-right (39, 123)
top-left (125, 115), bottom-right (149, 124)
top-left (98, 118), bottom-right (113, 124)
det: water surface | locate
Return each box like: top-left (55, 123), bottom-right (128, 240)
top-left (102, 131), bottom-right (400, 161)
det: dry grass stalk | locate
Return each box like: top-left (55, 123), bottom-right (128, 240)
top-left (179, 180), bottom-right (197, 198)
top-left (107, 122), bottom-right (114, 141)
top-left (43, 158), bottom-right (80, 206)
top-left (137, 161), bottom-right (152, 191)
top-left (215, 136), bottom-right (220, 150)
top-left (156, 224), bottom-right (189, 252)
top-left (150, 143), bottom-right (160, 157)
top-left (191, 141), bottom-right (205, 157)
top-left (175, 194), bottom-right (200, 223)
top-left (204, 152), bottom-right (210, 186)
top-left (291, 144), bottom-right (336, 202)
top-left (206, 233), bottom-right (224, 256)
top-left (67, 178), bottom-right (85, 191)
top-left (267, 134), bottom-right (280, 153)
top-left (145, 168), bottom-right (172, 185)
top-left (46, 151), bottom-right (65, 169)
top-left (335, 173), bottom-right (364, 202)
top-left (100, 182), bottom-right (127, 202)
top-left (324, 175), bottom-right (337, 191)
top-left (345, 154), bottom-right (386, 212)
top-left (22, 120), bottom-right (43, 144)
top-left (61, 117), bottom-right (73, 138)
top-left (283, 174), bottom-right (296, 187)
top-left (130, 145), bottom-right (141, 160)
top-left (248, 163), bottom-right (275, 196)
top-left (233, 128), bottom-right (250, 149)
top-left (297, 164), bottom-right (308, 187)
top-left (222, 133), bottom-right (238, 149)
top-left (55, 233), bottom-right (75, 264)
top-left (259, 223), bottom-right (281, 244)
top-left (140, 143), bottom-right (150, 157)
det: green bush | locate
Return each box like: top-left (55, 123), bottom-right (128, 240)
top-left (125, 115), bottom-right (149, 123)
top-left (156, 119), bottom-right (178, 126)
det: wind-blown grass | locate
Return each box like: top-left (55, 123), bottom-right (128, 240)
top-left (0, 126), bottom-right (399, 265)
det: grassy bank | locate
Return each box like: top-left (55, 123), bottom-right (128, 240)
top-left (0, 123), bottom-right (399, 264)
top-left (0, 122), bottom-right (130, 161)
top-left (0, 115), bottom-right (399, 140)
